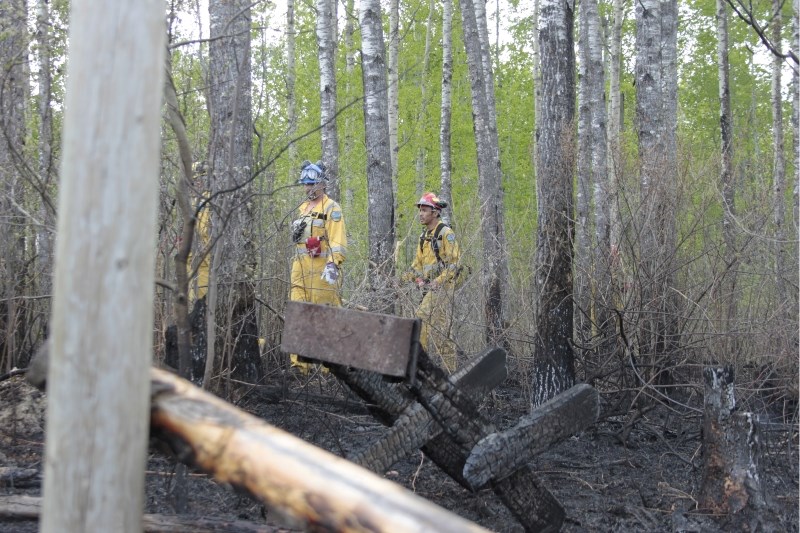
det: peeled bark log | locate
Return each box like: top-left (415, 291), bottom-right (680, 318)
top-left (699, 366), bottom-right (765, 514)
top-left (464, 383), bottom-right (599, 488)
top-left (150, 368), bottom-right (489, 533)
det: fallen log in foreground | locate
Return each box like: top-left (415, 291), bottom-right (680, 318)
top-left (0, 495), bottom-right (281, 532)
top-left (149, 368), bottom-right (490, 533)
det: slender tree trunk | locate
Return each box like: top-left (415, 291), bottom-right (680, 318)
top-left (0, 0), bottom-right (29, 372)
top-left (587, 0), bottom-right (611, 354)
top-left (360, 0), bottom-right (396, 313)
top-left (207, 0), bottom-right (262, 387)
top-left (607, 0), bottom-right (625, 251)
top-left (317, 0), bottom-right (340, 200)
top-left (388, 0), bottom-right (400, 200)
top-left (286, 0), bottom-right (298, 164)
top-left (531, 0), bottom-right (576, 407)
top-left (36, 0), bottom-right (55, 306)
top-left (459, 0), bottom-right (509, 347)
top-left (576, 0), bottom-right (593, 344)
top-left (40, 3), bottom-right (165, 531)
top-left (343, 0), bottom-right (357, 207)
top-left (635, 0), bottom-right (679, 376)
top-left (716, 0), bottom-right (739, 358)
top-left (415, 0), bottom-right (436, 204)
top-left (440, 0), bottom-right (454, 223)
top-left (771, 0), bottom-right (788, 313)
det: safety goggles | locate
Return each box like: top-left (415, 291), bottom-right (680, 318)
top-left (299, 163), bottom-right (325, 184)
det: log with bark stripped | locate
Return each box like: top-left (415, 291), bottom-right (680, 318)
top-left (463, 383), bottom-right (600, 488)
top-left (149, 367), bottom-right (490, 533)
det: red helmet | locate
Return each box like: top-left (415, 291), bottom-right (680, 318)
top-left (416, 192), bottom-right (448, 210)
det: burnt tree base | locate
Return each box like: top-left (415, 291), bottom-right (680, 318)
top-left (699, 366), bottom-right (765, 515)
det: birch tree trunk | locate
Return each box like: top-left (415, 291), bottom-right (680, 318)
top-left (459, 0), bottom-right (509, 346)
top-left (414, 0), bottom-right (435, 204)
top-left (771, 0), bottom-right (788, 314)
top-left (36, 0), bottom-right (56, 304)
top-left (286, 0), bottom-right (298, 164)
top-left (343, 0), bottom-right (357, 206)
top-left (0, 0), bottom-right (29, 372)
top-left (439, 0), bottom-right (454, 223)
top-left (587, 0), bottom-right (611, 354)
top-left (316, 0), bottom-right (340, 200)
top-left (635, 0), bottom-right (679, 377)
top-left (531, 0), bottom-right (576, 407)
top-left (716, 0), bottom-right (738, 358)
top-left (607, 0), bottom-right (625, 251)
top-left (360, 0), bottom-right (396, 314)
top-left (388, 0), bottom-right (400, 195)
top-left (576, 0), bottom-right (593, 342)
top-left (40, 2), bottom-right (165, 531)
top-left (207, 0), bottom-right (263, 387)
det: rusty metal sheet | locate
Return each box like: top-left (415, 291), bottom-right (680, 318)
top-left (281, 302), bottom-right (419, 377)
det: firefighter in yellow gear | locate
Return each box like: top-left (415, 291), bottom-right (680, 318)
top-left (403, 192), bottom-right (461, 373)
top-left (188, 162), bottom-right (211, 302)
top-left (288, 160), bottom-right (347, 374)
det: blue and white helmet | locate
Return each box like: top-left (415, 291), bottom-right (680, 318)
top-left (298, 160), bottom-right (328, 185)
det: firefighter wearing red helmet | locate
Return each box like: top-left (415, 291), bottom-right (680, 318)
top-left (404, 192), bottom-right (461, 373)
top-left (288, 160), bottom-right (347, 374)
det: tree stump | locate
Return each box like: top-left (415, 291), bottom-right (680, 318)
top-left (699, 366), bottom-right (765, 514)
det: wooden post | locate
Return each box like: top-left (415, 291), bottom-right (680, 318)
top-left (41, 2), bottom-right (166, 532)
top-left (699, 366), bottom-right (765, 514)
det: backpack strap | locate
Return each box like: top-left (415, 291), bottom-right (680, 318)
top-left (430, 222), bottom-right (447, 265)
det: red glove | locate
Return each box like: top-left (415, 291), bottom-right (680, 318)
top-left (306, 236), bottom-right (321, 257)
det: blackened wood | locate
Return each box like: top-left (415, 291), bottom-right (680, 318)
top-left (699, 366), bottom-right (765, 514)
top-left (351, 348), bottom-right (507, 473)
top-left (332, 350), bottom-right (565, 532)
top-left (463, 383), bottom-right (599, 488)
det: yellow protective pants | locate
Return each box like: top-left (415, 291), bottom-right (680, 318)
top-left (416, 286), bottom-right (457, 373)
top-left (289, 253), bottom-right (341, 373)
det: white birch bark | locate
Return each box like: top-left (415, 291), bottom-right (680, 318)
top-left (576, 0), bottom-right (592, 339)
top-left (317, 0), bottom-right (340, 200)
top-left (607, 0), bottom-right (625, 250)
top-left (440, 0), bottom-right (454, 222)
top-left (635, 0), bottom-right (679, 363)
top-left (717, 0), bottom-right (738, 354)
top-left (40, 2), bottom-right (165, 531)
top-left (360, 0), bottom-right (396, 313)
top-left (36, 0), bottom-right (55, 300)
top-left (287, 0), bottom-right (298, 164)
top-left (771, 0), bottom-right (788, 310)
top-left (415, 0), bottom-right (436, 202)
top-left (388, 0), bottom-right (400, 188)
top-left (531, 0), bottom-right (576, 407)
top-left (459, 0), bottom-right (509, 346)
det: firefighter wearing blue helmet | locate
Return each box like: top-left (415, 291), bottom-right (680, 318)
top-left (288, 160), bottom-right (347, 374)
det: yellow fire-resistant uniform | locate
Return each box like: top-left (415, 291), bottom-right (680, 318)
top-left (188, 192), bottom-right (211, 302)
top-left (289, 194), bottom-right (347, 372)
top-left (406, 222), bottom-right (461, 373)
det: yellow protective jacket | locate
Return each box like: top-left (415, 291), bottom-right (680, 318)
top-left (293, 194), bottom-right (347, 265)
top-left (409, 222), bottom-right (461, 286)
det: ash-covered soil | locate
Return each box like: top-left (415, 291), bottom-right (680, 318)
top-left (1, 368), bottom-right (797, 532)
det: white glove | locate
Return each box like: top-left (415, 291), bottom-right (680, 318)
top-left (321, 262), bottom-right (339, 285)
